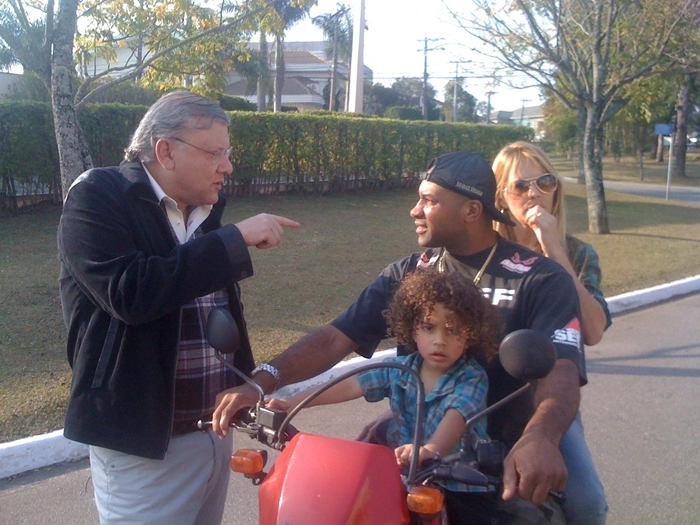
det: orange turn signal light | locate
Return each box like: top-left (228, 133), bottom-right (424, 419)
top-left (231, 449), bottom-right (266, 475)
top-left (407, 485), bottom-right (444, 515)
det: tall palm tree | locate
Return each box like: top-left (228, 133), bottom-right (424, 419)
top-left (312, 4), bottom-right (352, 111)
top-left (271, 1), bottom-right (308, 112)
top-left (256, 29), bottom-right (270, 111)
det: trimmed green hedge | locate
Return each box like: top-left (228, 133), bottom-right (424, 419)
top-left (0, 101), bottom-right (149, 191)
top-left (0, 101), bottom-right (60, 188)
top-left (80, 103), bottom-right (150, 167)
top-left (227, 112), bottom-right (533, 194)
top-left (0, 101), bottom-right (533, 203)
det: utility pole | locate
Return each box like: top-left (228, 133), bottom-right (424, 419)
top-left (449, 60), bottom-right (468, 123)
top-left (484, 72), bottom-right (498, 125)
top-left (418, 37), bottom-right (444, 119)
top-left (520, 99), bottom-right (530, 125)
top-left (485, 91), bottom-right (494, 124)
top-left (348, 0), bottom-right (365, 113)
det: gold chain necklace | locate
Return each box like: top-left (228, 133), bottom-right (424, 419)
top-left (437, 238), bottom-right (499, 286)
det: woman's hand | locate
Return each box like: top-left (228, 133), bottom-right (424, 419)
top-left (524, 205), bottom-right (560, 256)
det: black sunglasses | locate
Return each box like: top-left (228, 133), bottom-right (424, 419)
top-left (505, 174), bottom-right (558, 196)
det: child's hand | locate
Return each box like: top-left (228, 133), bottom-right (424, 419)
top-left (394, 444), bottom-right (440, 468)
top-left (395, 444), bottom-right (414, 468)
top-left (265, 397), bottom-right (291, 411)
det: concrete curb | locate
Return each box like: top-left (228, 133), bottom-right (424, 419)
top-left (606, 274), bottom-right (700, 315)
top-left (3, 274), bottom-right (700, 480)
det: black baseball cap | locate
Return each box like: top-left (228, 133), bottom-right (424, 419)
top-left (423, 151), bottom-right (515, 226)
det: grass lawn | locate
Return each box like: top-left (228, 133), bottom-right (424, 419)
top-left (550, 152), bottom-right (700, 187)
top-left (1, 181), bottom-right (699, 443)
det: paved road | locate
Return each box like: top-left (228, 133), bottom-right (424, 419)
top-left (564, 177), bottom-right (700, 203)
top-left (2, 293), bottom-right (699, 524)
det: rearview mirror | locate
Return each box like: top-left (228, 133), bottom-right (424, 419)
top-left (206, 308), bottom-right (241, 355)
top-left (499, 329), bottom-right (556, 382)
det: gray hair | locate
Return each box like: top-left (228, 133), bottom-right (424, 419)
top-left (125, 91), bottom-right (230, 163)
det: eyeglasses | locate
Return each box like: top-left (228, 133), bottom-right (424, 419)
top-left (171, 137), bottom-right (233, 161)
top-left (505, 174), bottom-right (558, 196)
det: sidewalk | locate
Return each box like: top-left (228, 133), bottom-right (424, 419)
top-left (2, 274), bottom-right (700, 480)
top-left (562, 176), bottom-right (700, 203)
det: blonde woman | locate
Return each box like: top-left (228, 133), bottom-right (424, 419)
top-left (492, 141), bottom-right (610, 525)
top-left (492, 141), bottom-right (611, 345)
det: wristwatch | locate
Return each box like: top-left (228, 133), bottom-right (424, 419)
top-left (251, 362), bottom-right (281, 391)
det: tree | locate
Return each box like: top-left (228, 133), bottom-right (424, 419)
top-left (671, 74), bottom-right (699, 178)
top-left (447, 0), bottom-right (700, 233)
top-left (606, 75), bottom-right (676, 177)
top-left (0, 0), bottom-right (314, 197)
top-left (363, 81), bottom-right (399, 116)
top-left (442, 78), bottom-right (477, 122)
top-left (542, 92), bottom-right (578, 156)
top-left (312, 3), bottom-right (351, 112)
top-left (266, 0), bottom-right (309, 112)
top-left (392, 77), bottom-right (440, 120)
top-left (256, 30), bottom-right (270, 111)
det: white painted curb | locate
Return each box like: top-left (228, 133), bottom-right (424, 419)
top-left (0, 430), bottom-right (89, 480)
top-left (606, 274), bottom-right (700, 315)
top-left (2, 274), bottom-right (699, 480)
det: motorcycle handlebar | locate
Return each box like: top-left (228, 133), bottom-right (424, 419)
top-left (197, 407), bottom-right (255, 431)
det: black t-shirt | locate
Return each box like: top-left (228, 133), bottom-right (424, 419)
top-left (331, 238), bottom-right (585, 446)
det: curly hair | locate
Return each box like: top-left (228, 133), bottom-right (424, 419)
top-left (385, 270), bottom-right (501, 363)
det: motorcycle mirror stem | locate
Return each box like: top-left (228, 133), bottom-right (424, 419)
top-left (198, 308), bottom-right (266, 430)
top-left (460, 329), bottom-right (557, 454)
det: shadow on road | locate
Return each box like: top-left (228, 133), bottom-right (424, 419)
top-left (586, 343), bottom-right (700, 377)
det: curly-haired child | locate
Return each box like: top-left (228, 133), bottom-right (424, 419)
top-left (268, 270), bottom-right (502, 521)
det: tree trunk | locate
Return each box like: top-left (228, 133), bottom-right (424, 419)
top-left (576, 103), bottom-right (586, 184)
top-left (582, 105), bottom-right (610, 234)
top-left (329, 24), bottom-right (338, 112)
top-left (273, 36), bottom-right (284, 113)
top-left (655, 133), bottom-right (664, 162)
top-left (257, 32), bottom-right (268, 112)
top-left (672, 84), bottom-right (689, 179)
top-left (53, 0), bottom-right (93, 199)
top-left (638, 147), bottom-right (644, 181)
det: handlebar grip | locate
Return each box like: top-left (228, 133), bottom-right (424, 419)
top-left (548, 490), bottom-right (567, 505)
top-left (197, 407), bottom-right (255, 430)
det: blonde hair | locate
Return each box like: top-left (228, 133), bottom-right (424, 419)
top-left (491, 141), bottom-right (566, 254)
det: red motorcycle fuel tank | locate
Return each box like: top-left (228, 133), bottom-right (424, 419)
top-left (258, 432), bottom-right (410, 525)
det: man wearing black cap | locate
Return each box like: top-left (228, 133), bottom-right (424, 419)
top-left (214, 152), bottom-right (584, 522)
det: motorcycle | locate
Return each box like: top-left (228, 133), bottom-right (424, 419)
top-left (199, 308), bottom-right (559, 525)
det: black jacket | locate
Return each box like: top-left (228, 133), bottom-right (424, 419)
top-left (58, 161), bottom-right (255, 459)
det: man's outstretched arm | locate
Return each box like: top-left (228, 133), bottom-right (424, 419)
top-left (211, 325), bottom-right (359, 437)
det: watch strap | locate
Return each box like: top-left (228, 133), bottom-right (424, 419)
top-left (251, 362), bottom-right (281, 391)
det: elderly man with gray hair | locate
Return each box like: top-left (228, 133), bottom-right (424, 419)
top-left (58, 91), bottom-right (299, 524)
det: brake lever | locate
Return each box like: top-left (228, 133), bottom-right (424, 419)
top-left (548, 490), bottom-right (567, 505)
top-left (197, 407), bottom-right (256, 431)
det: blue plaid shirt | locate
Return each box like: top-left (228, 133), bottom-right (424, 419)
top-left (358, 353), bottom-right (489, 492)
